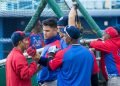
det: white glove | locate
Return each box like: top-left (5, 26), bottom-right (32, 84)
top-left (48, 45), bottom-right (59, 54)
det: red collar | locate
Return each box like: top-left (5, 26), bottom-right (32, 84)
top-left (13, 47), bottom-right (23, 54)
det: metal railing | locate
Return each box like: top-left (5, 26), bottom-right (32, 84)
top-left (0, 38), bottom-right (101, 66)
top-left (0, 48), bottom-right (101, 66)
top-left (0, 38), bottom-right (11, 43)
top-left (0, 47), bottom-right (44, 66)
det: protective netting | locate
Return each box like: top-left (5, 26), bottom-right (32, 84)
top-left (0, 0), bottom-right (119, 17)
top-left (0, 0), bottom-right (69, 17)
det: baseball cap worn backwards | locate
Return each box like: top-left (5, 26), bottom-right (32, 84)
top-left (11, 31), bottom-right (29, 45)
top-left (57, 16), bottom-right (68, 26)
top-left (105, 27), bottom-right (119, 38)
top-left (64, 26), bottom-right (81, 39)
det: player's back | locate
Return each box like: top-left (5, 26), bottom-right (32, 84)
top-left (58, 45), bottom-right (94, 86)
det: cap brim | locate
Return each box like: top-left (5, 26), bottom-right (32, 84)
top-left (64, 27), bottom-right (71, 38)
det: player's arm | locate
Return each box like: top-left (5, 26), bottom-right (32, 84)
top-left (68, 6), bottom-right (76, 26)
top-left (38, 50), bottom-right (64, 71)
top-left (91, 52), bottom-right (100, 86)
top-left (14, 55), bottom-right (38, 80)
top-left (27, 45), bottom-right (64, 71)
top-left (90, 40), bottom-right (111, 53)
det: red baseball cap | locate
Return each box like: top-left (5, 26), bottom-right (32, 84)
top-left (105, 27), bottom-right (118, 38)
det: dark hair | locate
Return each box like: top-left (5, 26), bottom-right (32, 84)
top-left (13, 42), bottom-right (19, 47)
top-left (42, 18), bottom-right (57, 28)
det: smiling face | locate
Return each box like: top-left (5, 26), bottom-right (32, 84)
top-left (19, 37), bottom-right (30, 52)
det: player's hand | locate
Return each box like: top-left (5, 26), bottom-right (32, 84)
top-left (73, 2), bottom-right (78, 9)
top-left (69, 5), bottom-right (77, 26)
top-left (48, 46), bottom-right (59, 58)
top-left (48, 45), bottom-right (59, 54)
top-left (69, 7), bottom-right (76, 18)
top-left (27, 46), bottom-right (36, 57)
top-left (33, 53), bottom-right (40, 62)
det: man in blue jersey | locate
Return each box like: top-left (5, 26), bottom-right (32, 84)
top-left (27, 26), bottom-right (99, 86)
top-left (29, 20), bottom-right (44, 49)
top-left (58, 6), bottom-right (99, 86)
top-left (34, 18), bottom-right (67, 86)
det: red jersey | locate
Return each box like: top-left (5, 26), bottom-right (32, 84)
top-left (90, 36), bottom-right (120, 80)
top-left (6, 48), bottom-right (37, 86)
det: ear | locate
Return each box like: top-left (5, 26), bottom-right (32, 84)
top-left (53, 28), bottom-right (58, 34)
top-left (67, 36), bottom-right (71, 42)
top-left (54, 28), bottom-right (58, 31)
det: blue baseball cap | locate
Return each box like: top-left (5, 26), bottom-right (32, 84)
top-left (64, 26), bottom-right (81, 39)
top-left (57, 16), bottom-right (68, 26)
top-left (11, 31), bottom-right (29, 46)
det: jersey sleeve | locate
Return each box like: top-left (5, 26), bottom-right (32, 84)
top-left (13, 55), bottom-right (37, 80)
top-left (90, 40), bottom-right (111, 53)
top-left (48, 50), bottom-right (64, 71)
top-left (100, 55), bottom-right (108, 80)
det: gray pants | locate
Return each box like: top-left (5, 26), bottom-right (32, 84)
top-left (107, 77), bottom-right (120, 86)
top-left (40, 80), bottom-right (57, 86)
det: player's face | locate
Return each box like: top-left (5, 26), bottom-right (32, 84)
top-left (57, 26), bottom-right (65, 38)
top-left (63, 33), bottom-right (71, 45)
top-left (58, 29), bottom-right (64, 38)
top-left (19, 37), bottom-right (30, 52)
top-left (43, 26), bottom-right (57, 39)
top-left (35, 20), bottom-right (42, 32)
top-left (102, 32), bottom-right (110, 40)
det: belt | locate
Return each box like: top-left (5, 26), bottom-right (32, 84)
top-left (108, 74), bottom-right (120, 79)
top-left (38, 80), bottom-right (56, 85)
